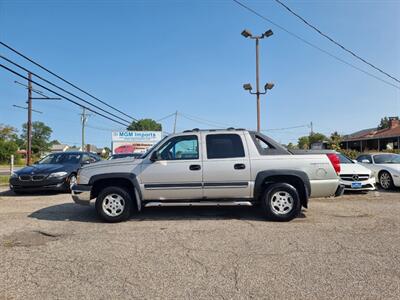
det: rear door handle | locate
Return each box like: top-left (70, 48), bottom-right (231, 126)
top-left (234, 163), bottom-right (246, 170)
top-left (189, 164), bottom-right (201, 171)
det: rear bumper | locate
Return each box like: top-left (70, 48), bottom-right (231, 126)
top-left (334, 184), bottom-right (345, 197)
top-left (71, 184), bottom-right (92, 205)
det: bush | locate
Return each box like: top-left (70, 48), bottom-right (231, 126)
top-left (339, 149), bottom-right (360, 159)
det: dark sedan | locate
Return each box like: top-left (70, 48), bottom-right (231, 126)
top-left (9, 151), bottom-right (101, 193)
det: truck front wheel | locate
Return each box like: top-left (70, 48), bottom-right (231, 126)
top-left (261, 182), bottom-right (301, 221)
top-left (95, 186), bottom-right (132, 222)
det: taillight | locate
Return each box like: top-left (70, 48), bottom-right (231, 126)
top-left (326, 153), bottom-right (341, 174)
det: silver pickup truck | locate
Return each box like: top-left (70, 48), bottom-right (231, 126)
top-left (72, 129), bottom-right (344, 222)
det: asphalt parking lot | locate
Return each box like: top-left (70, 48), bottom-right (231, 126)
top-left (0, 188), bottom-right (399, 300)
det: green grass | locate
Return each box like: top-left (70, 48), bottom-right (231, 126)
top-left (0, 175), bottom-right (10, 186)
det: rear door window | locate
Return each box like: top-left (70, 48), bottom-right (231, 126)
top-left (206, 134), bottom-right (245, 159)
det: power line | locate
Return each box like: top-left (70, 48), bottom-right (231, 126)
top-left (0, 63), bottom-right (130, 127)
top-left (0, 55), bottom-right (132, 125)
top-left (232, 0), bottom-right (400, 90)
top-left (261, 124), bottom-right (309, 131)
top-left (273, 0), bottom-right (400, 84)
top-left (179, 112), bottom-right (234, 128)
top-left (0, 41), bottom-right (138, 121)
top-left (156, 112), bottom-right (177, 122)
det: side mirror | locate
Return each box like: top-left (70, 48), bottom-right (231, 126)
top-left (82, 160), bottom-right (91, 165)
top-left (361, 159), bottom-right (370, 164)
top-left (150, 151), bottom-right (158, 162)
top-left (33, 161), bottom-right (38, 165)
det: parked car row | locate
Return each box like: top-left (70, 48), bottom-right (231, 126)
top-left (335, 152), bottom-right (400, 191)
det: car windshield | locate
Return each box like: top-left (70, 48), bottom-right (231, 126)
top-left (373, 154), bottom-right (400, 164)
top-left (38, 153), bottom-right (81, 164)
top-left (338, 154), bottom-right (354, 164)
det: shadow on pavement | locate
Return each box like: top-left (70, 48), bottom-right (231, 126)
top-left (28, 203), bottom-right (306, 223)
top-left (29, 203), bottom-right (100, 223)
top-left (0, 189), bottom-right (67, 197)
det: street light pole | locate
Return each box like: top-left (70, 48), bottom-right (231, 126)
top-left (241, 29), bottom-right (274, 132)
top-left (255, 37), bottom-right (261, 132)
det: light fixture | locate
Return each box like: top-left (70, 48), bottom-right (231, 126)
top-left (243, 83), bottom-right (253, 91)
top-left (263, 29), bottom-right (273, 38)
top-left (241, 29), bottom-right (252, 38)
top-left (265, 82), bottom-right (274, 90)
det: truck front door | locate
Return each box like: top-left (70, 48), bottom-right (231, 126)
top-left (139, 134), bottom-right (203, 200)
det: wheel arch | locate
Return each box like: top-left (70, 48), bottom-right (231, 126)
top-left (89, 173), bottom-right (143, 211)
top-left (254, 170), bottom-right (311, 208)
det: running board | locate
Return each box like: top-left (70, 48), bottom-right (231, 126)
top-left (144, 201), bottom-right (253, 207)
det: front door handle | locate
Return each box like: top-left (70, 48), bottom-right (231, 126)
top-left (234, 163), bottom-right (246, 170)
top-left (189, 164), bottom-right (201, 171)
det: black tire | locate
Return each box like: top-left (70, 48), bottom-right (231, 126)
top-left (379, 171), bottom-right (393, 190)
top-left (95, 186), bottom-right (132, 223)
top-left (261, 182), bottom-right (301, 222)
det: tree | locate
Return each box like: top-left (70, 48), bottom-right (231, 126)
top-left (21, 121), bottom-right (53, 154)
top-left (377, 117), bottom-right (391, 130)
top-left (330, 131), bottom-right (342, 151)
top-left (298, 136), bottom-right (309, 149)
top-left (308, 132), bottom-right (327, 145)
top-left (127, 119), bottom-right (162, 131)
top-left (286, 142), bottom-right (296, 150)
top-left (297, 132), bottom-right (327, 149)
top-left (0, 124), bottom-right (18, 141)
top-left (0, 139), bottom-right (18, 163)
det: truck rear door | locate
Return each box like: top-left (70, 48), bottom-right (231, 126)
top-left (201, 132), bottom-right (251, 199)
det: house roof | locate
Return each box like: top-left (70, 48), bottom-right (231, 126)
top-left (343, 120), bottom-right (400, 141)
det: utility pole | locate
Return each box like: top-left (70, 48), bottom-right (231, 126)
top-left (173, 111), bottom-right (178, 133)
top-left (80, 107), bottom-right (89, 151)
top-left (13, 79), bottom-right (60, 166)
top-left (27, 72), bottom-right (32, 166)
top-left (241, 29), bottom-right (274, 132)
top-left (310, 121), bottom-right (314, 135)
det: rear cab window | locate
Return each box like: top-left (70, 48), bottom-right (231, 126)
top-left (206, 134), bottom-right (245, 159)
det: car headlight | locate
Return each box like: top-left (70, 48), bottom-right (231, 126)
top-left (48, 171), bottom-right (68, 178)
top-left (10, 172), bottom-right (18, 178)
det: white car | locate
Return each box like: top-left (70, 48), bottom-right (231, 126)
top-left (338, 154), bottom-right (376, 191)
top-left (356, 153), bottom-right (400, 190)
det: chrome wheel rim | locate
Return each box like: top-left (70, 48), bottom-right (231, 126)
top-left (102, 193), bottom-right (125, 217)
top-left (380, 173), bottom-right (391, 189)
top-left (69, 175), bottom-right (77, 188)
top-left (271, 191), bottom-right (294, 215)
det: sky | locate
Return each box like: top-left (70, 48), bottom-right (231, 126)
top-left (0, 0), bottom-right (399, 148)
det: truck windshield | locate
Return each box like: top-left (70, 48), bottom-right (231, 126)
top-left (140, 136), bottom-right (167, 159)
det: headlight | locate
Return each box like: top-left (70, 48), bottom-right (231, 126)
top-left (48, 171), bottom-right (68, 178)
top-left (10, 172), bottom-right (18, 178)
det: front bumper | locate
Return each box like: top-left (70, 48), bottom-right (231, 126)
top-left (334, 184), bottom-right (345, 197)
top-left (340, 178), bottom-right (376, 191)
top-left (71, 184), bottom-right (92, 205)
top-left (9, 177), bottom-right (67, 192)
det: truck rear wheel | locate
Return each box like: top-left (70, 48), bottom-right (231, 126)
top-left (261, 182), bottom-right (301, 221)
top-left (95, 186), bottom-right (132, 223)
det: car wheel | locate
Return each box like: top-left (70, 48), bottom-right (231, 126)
top-left (66, 174), bottom-right (77, 191)
top-left (95, 186), bottom-right (132, 223)
top-left (261, 182), bottom-right (301, 222)
top-left (379, 171), bottom-right (393, 190)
